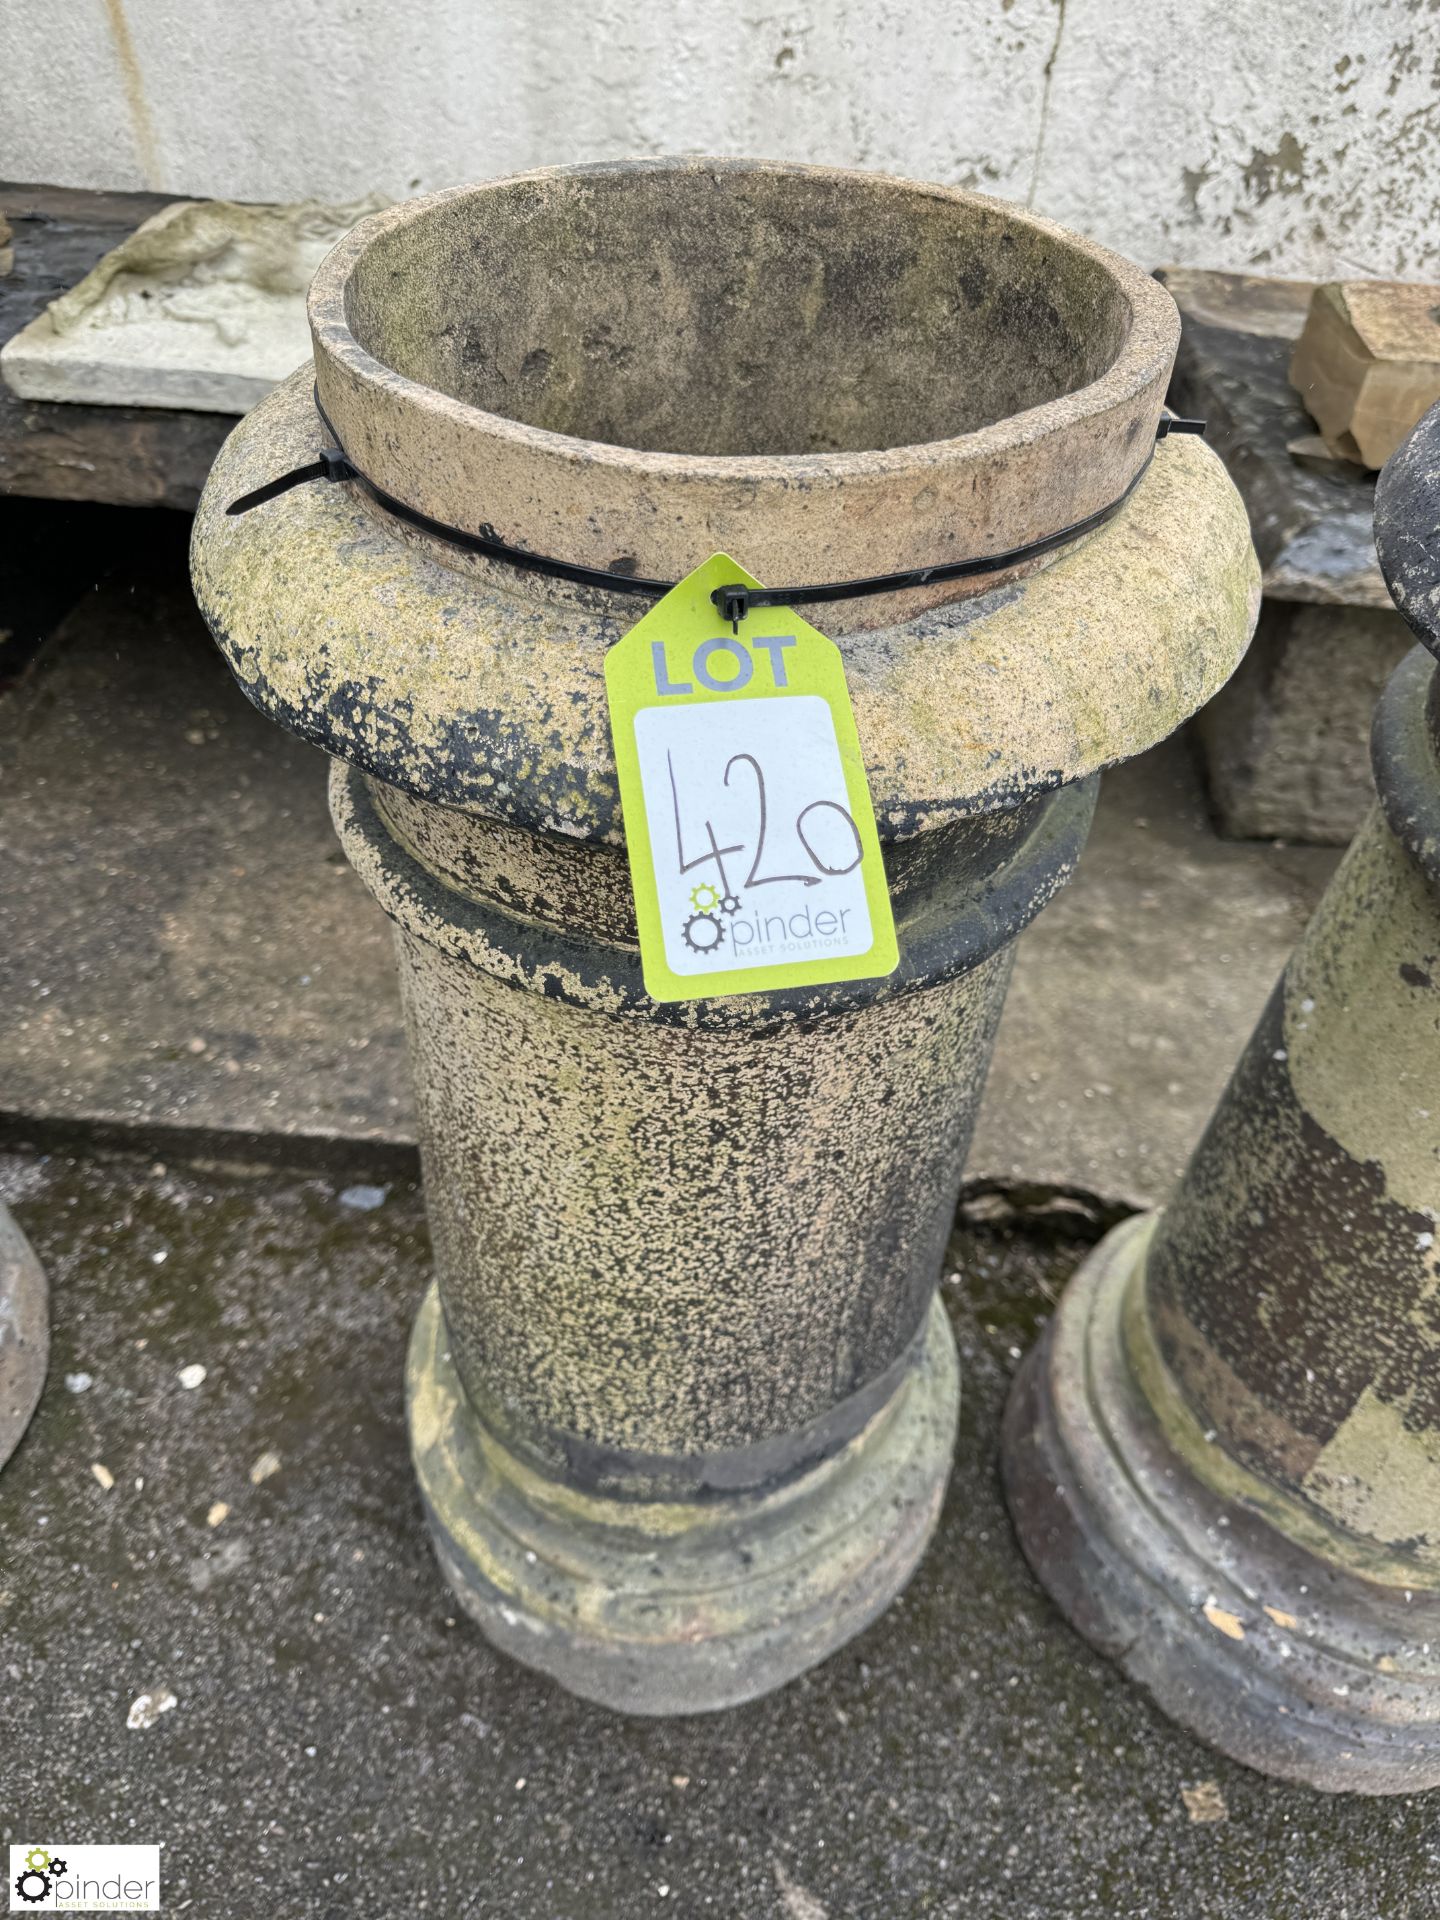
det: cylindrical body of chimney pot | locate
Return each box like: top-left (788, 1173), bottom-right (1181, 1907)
top-left (334, 769), bottom-right (1084, 1709)
top-left (1003, 403), bottom-right (1440, 1792)
top-left (192, 160), bottom-right (1257, 1713)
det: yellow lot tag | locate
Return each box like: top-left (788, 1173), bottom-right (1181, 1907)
top-left (605, 553), bottom-right (899, 1004)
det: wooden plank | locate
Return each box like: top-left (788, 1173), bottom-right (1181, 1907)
top-left (0, 181), bottom-right (236, 509)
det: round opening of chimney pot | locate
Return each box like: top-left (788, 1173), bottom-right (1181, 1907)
top-left (329, 164), bottom-right (1153, 461)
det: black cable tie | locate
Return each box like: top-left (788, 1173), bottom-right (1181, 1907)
top-left (706, 413), bottom-right (1207, 620)
top-left (226, 447), bottom-right (355, 516)
top-left (225, 400), bottom-right (1206, 619)
top-left (719, 586), bottom-right (750, 633)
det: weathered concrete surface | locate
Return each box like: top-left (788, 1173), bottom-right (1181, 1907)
top-left (220, 164), bottom-right (1235, 1712)
top-left (1, 2), bottom-right (1433, 285)
top-left (1008, 402), bottom-right (1440, 1791)
top-left (2, 1145), bottom-right (1434, 1917)
top-left (1378, 397), bottom-right (1440, 655)
top-left (969, 743), bottom-right (1337, 1214)
top-left (300, 164), bottom-right (1178, 608)
top-left (0, 555), bottom-right (1336, 1210)
top-left (0, 528), bottom-right (408, 1166)
top-left (197, 358), bottom-right (1255, 828)
top-left (1194, 600), bottom-right (1411, 846)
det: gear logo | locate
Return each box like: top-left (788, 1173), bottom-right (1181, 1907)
top-left (14, 1848), bottom-right (68, 1903)
top-left (679, 886), bottom-right (743, 959)
top-left (681, 911), bottom-right (725, 956)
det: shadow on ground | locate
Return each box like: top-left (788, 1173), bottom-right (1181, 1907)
top-left (0, 1150), bottom-right (1432, 1918)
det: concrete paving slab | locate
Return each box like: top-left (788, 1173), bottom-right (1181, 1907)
top-left (972, 743), bottom-right (1337, 1213)
top-left (0, 1147), bottom-right (1429, 1918)
top-left (0, 552), bottom-right (1339, 1211)
top-left (0, 535), bottom-right (410, 1166)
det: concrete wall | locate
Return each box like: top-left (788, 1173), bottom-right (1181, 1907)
top-left (3, 0), bottom-right (1436, 278)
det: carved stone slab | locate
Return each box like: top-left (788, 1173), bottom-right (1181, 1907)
top-left (0, 182), bottom-right (233, 508)
top-left (2, 194), bottom-right (383, 414)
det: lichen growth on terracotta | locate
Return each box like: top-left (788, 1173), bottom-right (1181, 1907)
top-left (191, 161), bottom-right (1260, 1715)
top-left (193, 370), bottom-right (1256, 841)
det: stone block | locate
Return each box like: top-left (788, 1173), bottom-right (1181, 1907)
top-left (1289, 281), bottom-right (1440, 469)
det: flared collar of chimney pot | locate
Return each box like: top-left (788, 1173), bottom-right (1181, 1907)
top-left (1375, 398), bottom-right (1440, 661)
top-left (192, 159), bottom-right (1260, 836)
top-left (305, 158), bottom-right (1181, 597)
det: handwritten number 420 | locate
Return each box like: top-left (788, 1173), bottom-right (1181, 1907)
top-left (666, 751), bottom-right (863, 895)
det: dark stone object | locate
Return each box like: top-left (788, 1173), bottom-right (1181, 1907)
top-left (1375, 397), bottom-right (1440, 657)
top-left (1003, 403), bottom-right (1440, 1792)
top-left (0, 1201), bottom-right (47, 1472)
